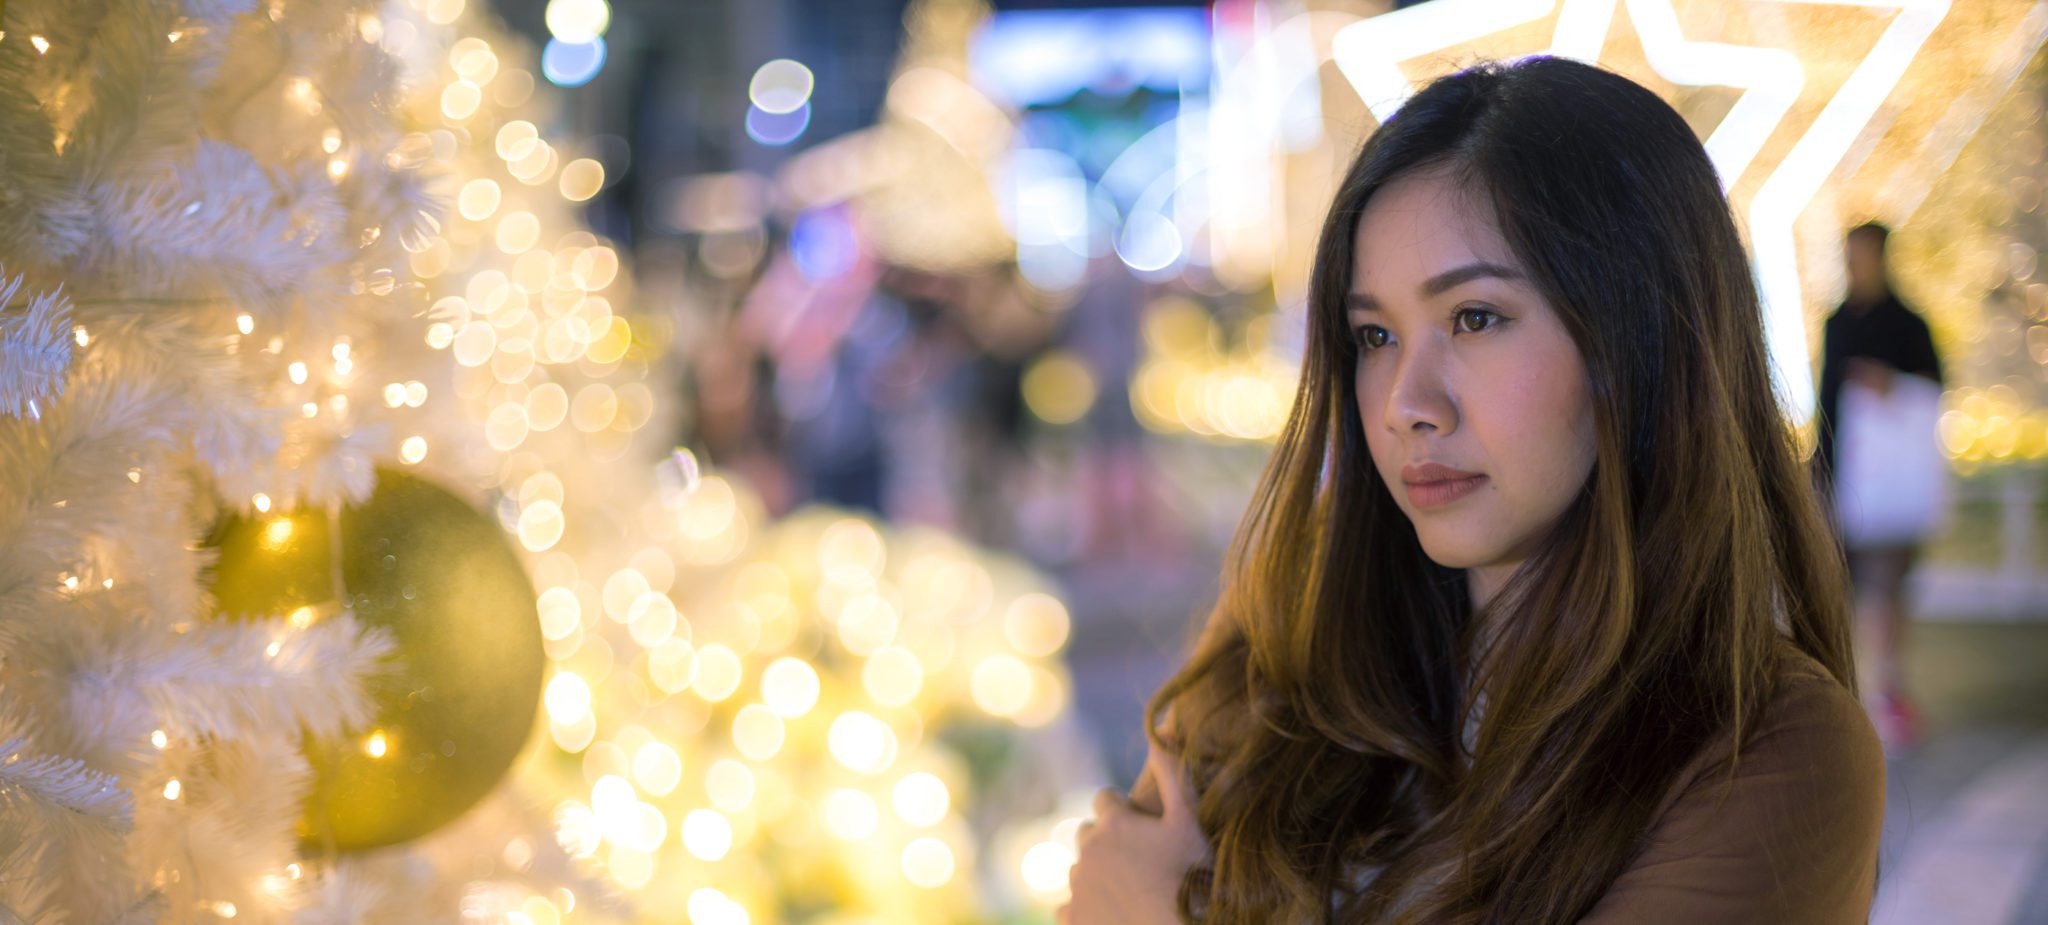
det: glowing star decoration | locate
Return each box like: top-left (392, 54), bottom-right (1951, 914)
top-left (1540, 0), bottom-right (1955, 419)
top-left (1328, 0), bottom-right (1558, 120)
top-left (1745, 0), bottom-right (1952, 421)
top-left (1317, 0), bottom-right (2025, 426)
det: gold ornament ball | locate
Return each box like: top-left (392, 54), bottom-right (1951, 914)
top-left (205, 468), bottom-right (545, 853)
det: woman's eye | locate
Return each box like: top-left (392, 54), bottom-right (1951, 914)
top-left (1354, 325), bottom-right (1391, 350)
top-left (1455, 307), bottom-right (1499, 334)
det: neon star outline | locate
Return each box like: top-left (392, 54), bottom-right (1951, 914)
top-left (1328, 0), bottom-right (1957, 423)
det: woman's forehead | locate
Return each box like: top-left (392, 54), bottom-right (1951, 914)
top-left (1351, 171), bottom-right (1517, 296)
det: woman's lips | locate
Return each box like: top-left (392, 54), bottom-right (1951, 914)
top-left (1399, 463), bottom-right (1487, 509)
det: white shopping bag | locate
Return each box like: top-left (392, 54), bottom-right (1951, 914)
top-left (1832, 372), bottom-right (1947, 545)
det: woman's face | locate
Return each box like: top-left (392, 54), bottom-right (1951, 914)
top-left (1349, 166), bottom-right (1597, 578)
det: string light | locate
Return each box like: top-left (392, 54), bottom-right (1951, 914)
top-left (359, 5), bottom-right (1086, 920)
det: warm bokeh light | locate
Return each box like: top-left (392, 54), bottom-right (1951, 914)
top-left (892, 772), bottom-right (950, 827)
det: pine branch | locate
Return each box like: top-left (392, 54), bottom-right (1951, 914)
top-left (0, 738), bottom-right (134, 835)
top-left (0, 368), bottom-right (172, 651)
top-left (45, 309), bottom-right (288, 495)
top-left (63, 0), bottom-right (209, 186)
top-left (69, 615), bottom-right (396, 746)
top-left (129, 736), bottom-right (313, 924)
top-left (0, 836), bottom-right (56, 925)
top-left (0, 0), bottom-right (116, 117)
top-left (0, 42), bottom-right (93, 268)
top-left (0, 272), bottom-right (72, 419)
top-left (86, 140), bottom-right (354, 315)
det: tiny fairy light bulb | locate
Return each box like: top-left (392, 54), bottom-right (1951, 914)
top-left (30, 35), bottom-right (50, 55)
top-left (236, 314), bottom-right (254, 335)
top-left (151, 729), bottom-right (169, 749)
top-left (364, 730), bottom-right (389, 758)
top-left (163, 779), bottom-right (182, 801)
top-left (252, 493), bottom-right (272, 513)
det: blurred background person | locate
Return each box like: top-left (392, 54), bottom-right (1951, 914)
top-left (1815, 221), bottom-right (1946, 751)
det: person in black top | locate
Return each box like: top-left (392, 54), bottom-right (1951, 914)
top-left (1813, 221), bottom-right (1943, 750)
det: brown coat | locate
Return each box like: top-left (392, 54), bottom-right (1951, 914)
top-left (1579, 649), bottom-right (1886, 923)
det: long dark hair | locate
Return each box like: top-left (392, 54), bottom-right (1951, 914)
top-left (1146, 57), bottom-right (1855, 923)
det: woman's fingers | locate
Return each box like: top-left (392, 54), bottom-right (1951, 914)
top-left (1144, 739), bottom-right (1193, 826)
top-left (1127, 763), bottom-right (1163, 816)
top-left (1091, 786), bottom-right (1127, 823)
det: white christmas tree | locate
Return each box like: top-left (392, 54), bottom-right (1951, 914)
top-left (0, 0), bottom-right (426, 920)
top-left (0, 1), bottom-right (1098, 922)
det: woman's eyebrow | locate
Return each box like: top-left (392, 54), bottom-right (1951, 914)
top-left (1347, 261), bottom-right (1526, 312)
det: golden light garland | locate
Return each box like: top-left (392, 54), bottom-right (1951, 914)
top-left (374, 1), bottom-right (1099, 921)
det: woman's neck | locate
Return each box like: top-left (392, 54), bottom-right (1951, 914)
top-left (1467, 563), bottom-right (1516, 611)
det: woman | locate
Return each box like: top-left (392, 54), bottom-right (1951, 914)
top-left (1061, 58), bottom-right (1885, 924)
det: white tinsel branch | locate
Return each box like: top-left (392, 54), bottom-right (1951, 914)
top-left (0, 836), bottom-right (56, 925)
top-left (0, 272), bottom-right (72, 419)
top-left (64, 0), bottom-right (211, 186)
top-left (128, 735), bottom-right (315, 925)
top-left (0, 47), bottom-right (93, 269)
top-left (0, 371), bottom-right (172, 654)
top-left (0, 737), bottom-right (134, 837)
top-left (0, 702), bottom-right (136, 925)
top-left (91, 141), bottom-right (352, 316)
top-left (68, 616), bottom-right (396, 747)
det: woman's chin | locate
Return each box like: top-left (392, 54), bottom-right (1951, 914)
top-left (1414, 532), bottom-right (1508, 572)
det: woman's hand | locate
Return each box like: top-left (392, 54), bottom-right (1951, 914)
top-left (1058, 740), bottom-right (1210, 925)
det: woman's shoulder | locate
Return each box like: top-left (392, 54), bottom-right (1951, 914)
top-left (1743, 645), bottom-right (1884, 782)
top-left (1581, 645), bottom-right (1886, 923)
top-left (1666, 644), bottom-right (1884, 823)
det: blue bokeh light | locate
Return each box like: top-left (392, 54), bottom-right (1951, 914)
top-left (745, 100), bottom-right (811, 146)
top-left (542, 36), bottom-right (608, 88)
